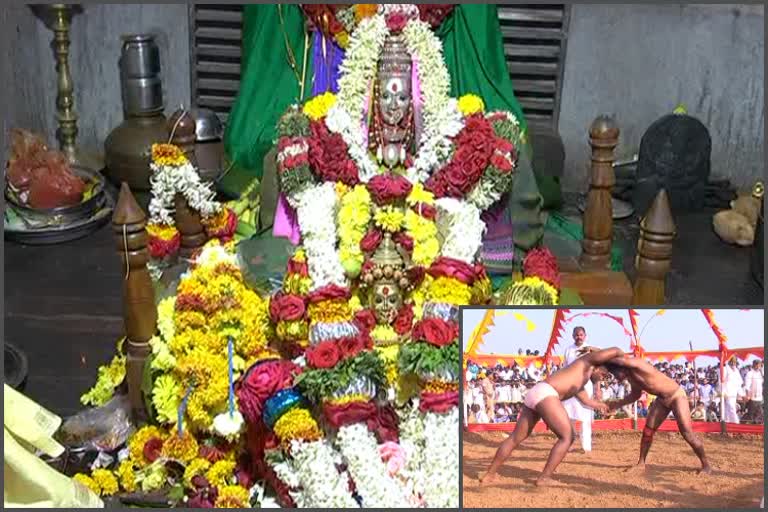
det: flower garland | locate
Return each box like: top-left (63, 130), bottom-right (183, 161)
top-left (336, 423), bottom-right (412, 507)
top-left (421, 407), bottom-right (459, 508)
top-left (287, 182), bottom-right (347, 290)
top-left (146, 144), bottom-right (236, 260)
top-left (404, 183), bottom-right (440, 267)
top-left (148, 241), bottom-right (271, 434)
top-left (337, 185), bottom-right (373, 277)
top-left (289, 440), bottom-right (359, 508)
top-left (80, 338), bottom-right (126, 407)
top-left (395, 402), bottom-right (427, 505)
top-left (435, 198), bottom-right (486, 265)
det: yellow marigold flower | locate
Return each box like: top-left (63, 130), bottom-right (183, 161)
top-left (498, 276), bottom-right (559, 305)
top-left (374, 206), bottom-right (405, 233)
top-left (92, 469), bottom-right (119, 496)
top-left (429, 277), bottom-right (473, 306)
top-left (335, 32), bottom-right (350, 49)
top-left (151, 143), bottom-right (187, 167)
top-left (303, 92), bottom-right (337, 121)
top-left (215, 485), bottom-right (251, 508)
top-left (161, 430), bottom-right (199, 463)
top-left (205, 459), bottom-right (237, 489)
top-left (273, 408), bottom-right (323, 444)
top-left (157, 297), bottom-right (176, 341)
top-left (276, 319), bottom-right (308, 342)
top-left (348, 294), bottom-right (363, 313)
top-left (152, 374), bottom-right (182, 425)
top-left (128, 425), bottom-right (166, 466)
top-left (326, 393), bottom-right (371, 406)
top-left (307, 300), bottom-right (352, 324)
top-left (371, 325), bottom-right (399, 346)
top-left (458, 94), bottom-right (486, 116)
top-left (146, 223), bottom-right (179, 242)
top-left (406, 182), bottom-right (435, 206)
top-left (412, 237), bottom-right (440, 267)
top-left (116, 459), bottom-right (136, 493)
top-left (73, 473), bottom-right (100, 496)
top-left (335, 182), bottom-right (350, 198)
top-left (376, 345), bottom-right (400, 385)
top-left (293, 248), bottom-right (307, 263)
top-left (183, 458), bottom-right (212, 488)
top-left (354, 3), bottom-right (378, 21)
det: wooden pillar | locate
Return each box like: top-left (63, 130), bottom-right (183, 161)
top-left (580, 116), bottom-right (619, 270)
top-left (113, 183), bottom-right (157, 422)
top-left (633, 189), bottom-right (676, 305)
top-left (168, 109), bottom-right (207, 257)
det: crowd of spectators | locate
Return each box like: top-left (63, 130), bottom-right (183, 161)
top-left (465, 354), bottom-right (763, 425)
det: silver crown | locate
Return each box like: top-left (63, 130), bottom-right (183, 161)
top-left (379, 34), bottom-right (412, 75)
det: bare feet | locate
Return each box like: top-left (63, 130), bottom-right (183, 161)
top-left (478, 471), bottom-right (498, 486)
top-left (624, 463), bottom-right (647, 474)
top-left (698, 465), bottom-right (713, 475)
top-left (535, 476), bottom-right (555, 487)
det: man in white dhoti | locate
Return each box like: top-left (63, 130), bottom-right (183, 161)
top-left (723, 356), bottom-right (744, 424)
top-left (561, 326), bottom-right (595, 453)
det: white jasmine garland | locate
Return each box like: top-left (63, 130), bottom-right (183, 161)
top-left (288, 182), bottom-right (347, 290)
top-left (148, 160), bottom-right (221, 226)
top-left (289, 439), bottom-right (360, 508)
top-left (265, 449), bottom-right (307, 507)
top-left (422, 408), bottom-right (459, 508)
top-left (326, 14), bottom-right (463, 185)
top-left (435, 198), bottom-right (486, 264)
top-left (336, 423), bottom-right (412, 508)
top-left (397, 402), bottom-right (427, 505)
top-left (212, 411), bottom-right (245, 440)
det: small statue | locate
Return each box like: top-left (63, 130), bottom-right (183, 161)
top-left (369, 34), bottom-right (415, 170)
top-left (360, 233), bottom-right (413, 338)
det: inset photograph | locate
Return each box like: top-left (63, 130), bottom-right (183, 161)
top-left (462, 308), bottom-right (764, 508)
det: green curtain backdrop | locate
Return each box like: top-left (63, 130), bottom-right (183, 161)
top-left (223, 5), bottom-right (312, 183)
top-left (223, 4), bottom-right (558, 209)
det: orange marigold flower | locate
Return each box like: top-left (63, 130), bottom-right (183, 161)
top-left (354, 4), bottom-right (378, 21)
top-left (152, 143), bottom-right (187, 167)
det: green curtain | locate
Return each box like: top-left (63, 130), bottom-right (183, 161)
top-left (436, 5), bottom-right (528, 138)
top-left (223, 5), bottom-right (313, 183)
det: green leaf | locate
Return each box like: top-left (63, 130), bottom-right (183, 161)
top-left (167, 484), bottom-right (185, 503)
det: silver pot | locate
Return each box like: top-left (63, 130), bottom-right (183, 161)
top-left (191, 108), bottom-right (224, 142)
top-left (119, 34), bottom-right (163, 115)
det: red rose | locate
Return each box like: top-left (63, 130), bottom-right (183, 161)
top-left (338, 335), bottom-right (366, 360)
top-left (463, 114), bottom-right (494, 137)
top-left (394, 232), bottom-right (414, 252)
top-left (453, 145), bottom-right (475, 164)
top-left (406, 266), bottom-right (426, 287)
top-left (143, 437), bottom-right (163, 463)
top-left (474, 263), bottom-right (489, 281)
top-left (308, 121), bottom-right (359, 185)
top-left (361, 259), bottom-right (375, 275)
top-left (270, 293), bottom-right (306, 323)
top-left (428, 257), bottom-right (476, 285)
top-left (367, 174), bottom-right (413, 206)
top-left (393, 305), bottom-right (414, 336)
top-left (306, 341), bottom-right (341, 369)
top-left (412, 202), bottom-right (437, 220)
top-left (367, 404), bottom-right (400, 443)
top-left (359, 329), bottom-right (374, 350)
top-left (360, 229), bottom-right (383, 253)
top-left (307, 284), bottom-right (350, 303)
top-left (386, 13), bottom-right (408, 32)
top-left (419, 391), bottom-right (459, 414)
top-left (469, 152), bottom-right (491, 175)
top-left (490, 153), bottom-right (514, 172)
top-left (236, 360), bottom-right (298, 424)
top-left (495, 137), bottom-right (514, 154)
top-left (523, 247), bottom-right (561, 290)
top-left (426, 174), bottom-right (447, 198)
top-left (353, 309), bottom-right (376, 332)
top-left (443, 166), bottom-right (471, 196)
top-left (412, 318), bottom-right (457, 347)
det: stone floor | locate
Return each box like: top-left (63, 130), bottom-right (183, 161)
top-left (3, 197), bottom-right (763, 417)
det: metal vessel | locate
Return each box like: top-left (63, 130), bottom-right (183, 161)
top-left (104, 34), bottom-right (168, 192)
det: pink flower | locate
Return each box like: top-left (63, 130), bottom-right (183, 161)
top-left (379, 442), bottom-right (406, 477)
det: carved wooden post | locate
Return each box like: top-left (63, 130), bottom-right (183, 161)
top-left (580, 116), bottom-right (619, 270)
top-left (113, 183), bottom-right (157, 422)
top-left (169, 109), bottom-right (207, 258)
top-left (633, 189), bottom-right (676, 305)
top-left (168, 108), bottom-right (197, 165)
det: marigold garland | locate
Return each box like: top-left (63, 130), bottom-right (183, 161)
top-left (152, 143), bottom-right (187, 167)
top-left (183, 458), bottom-right (212, 488)
top-left (273, 408), bottom-right (324, 445)
top-left (128, 426), bottom-right (166, 467)
top-left (427, 277), bottom-right (472, 306)
top-left (116, 459), bottom-right (136, 493)
top-left (215, 485), bottom-right (251, 508)
top-left (73, 474), bottom-right (100, 496)
top-left (303, 92), bottom-right (337, 121)
top-left (205, 459), bottom-right (237, 489)
top-left (374, 206), bottom-right (406, 233)
top-left (91, 469), bottom-right (119, 496)
top-left (457, 94), bottom-right (485, 116)
top-left (161, 429), bottom-right (199, 463)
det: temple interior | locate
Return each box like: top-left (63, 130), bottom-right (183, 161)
top-left (2, 4), bottom-right (764, 509)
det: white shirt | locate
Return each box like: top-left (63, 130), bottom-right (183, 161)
top-left (724, 365), bottom-right (744, 397)
top-left (745, 369), bottom-right (764, 402)
top-left (563, 343), bottom-right (584, 367)
top-left (510, 385), bottom-right (524, 403)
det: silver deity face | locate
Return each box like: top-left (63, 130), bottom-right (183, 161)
top-left (378, 75), bottom-right (411, 126)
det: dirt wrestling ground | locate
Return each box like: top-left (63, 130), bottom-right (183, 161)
top-left (462, 430), bottom-right (764, 508)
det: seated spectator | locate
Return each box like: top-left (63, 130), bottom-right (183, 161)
top-left (691, 401), bottom-right (706, 421)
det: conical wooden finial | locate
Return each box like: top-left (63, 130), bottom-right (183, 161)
top-left (113, 182), bottom-right (146, 226)
top-left (633, 189), bottom-right (676, 305)
top-left (581, 115), bottom-right (619, 270)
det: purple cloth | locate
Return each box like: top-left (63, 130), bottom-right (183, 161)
top-left (273, 194), bottom-right (301, 245)
top-left (311, 31), bottom-right (346, 96)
